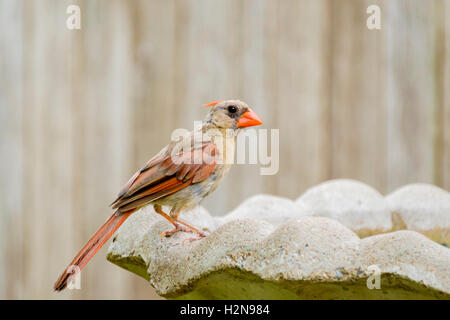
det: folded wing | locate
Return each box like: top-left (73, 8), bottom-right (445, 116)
top-left (111, 137), bottom-right (217, 212)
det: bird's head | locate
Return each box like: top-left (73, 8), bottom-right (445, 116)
top-left (203, 100), bottom-right (263, 130)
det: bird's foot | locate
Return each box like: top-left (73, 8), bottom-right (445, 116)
top-left (159, 224), bottom-right (192, 239)
top-left (154, 205), bottom-right (207, 240)
top-left (159, 223), bottom-right (207, 240)
top-left (176, 219), bottom-right (207, 238)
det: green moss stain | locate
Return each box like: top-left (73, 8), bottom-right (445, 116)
top-left (107, 255), bottom-right (450, 300)
top-left (107, 253), bottom-right (150, 281)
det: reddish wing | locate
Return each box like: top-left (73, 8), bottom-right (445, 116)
top-left (110, 141), bottom-right (217, 212)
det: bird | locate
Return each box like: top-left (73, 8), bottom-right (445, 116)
top-left (53, 99), bottom-right (263, 291)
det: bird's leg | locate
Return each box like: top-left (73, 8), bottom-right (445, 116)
top-left (171, 208), bottom-right (207, 238)
top-left (154, 204), bottom-right (205, 239)
top-left (154, 204), bottom-right (178, 226)
top-left (154, 204), bottom-right (190, 238)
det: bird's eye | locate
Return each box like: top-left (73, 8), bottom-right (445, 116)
top-left (228, 106), bottom-right (237, 113)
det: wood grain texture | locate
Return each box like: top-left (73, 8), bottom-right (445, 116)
top-left (0, 0), bottom-right (448, 299)
top-left (385, 0), bottom-right (438, 191)
top-left (0, 0), bottom-right (24, 298)
top-left (329, 0), bottom-right (387, 191)
top-left (442, 0), bottom-right (450, 190)
top-left (275, 0), bottom-right (330, 198)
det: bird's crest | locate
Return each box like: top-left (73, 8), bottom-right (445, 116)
top-left (204, 100), bottom-right (224, 107)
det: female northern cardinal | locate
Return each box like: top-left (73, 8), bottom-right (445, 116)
top-left (53, 100), bottom-right (263, 291)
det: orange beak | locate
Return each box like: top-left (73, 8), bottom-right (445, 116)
top-left (238, 109), bottom-right (263, 128)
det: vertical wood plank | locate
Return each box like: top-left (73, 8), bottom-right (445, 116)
top-left (329, 0), bottom-right (387, 192)
top-left (0, 0), bottom-right (24, 299)
top-left (385, 0), bottom-right (438, 192)
top-left (275, 0), bottom-right (330, 198)
top-left (259, 0), bottom-right (281, 197)
top-left (21, 0), bottom-right (76, 298)
top-left (441, 0), bottom-right (450, 190)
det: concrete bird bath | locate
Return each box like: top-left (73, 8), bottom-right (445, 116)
top-left (107, 180), bottom-right (450, 299)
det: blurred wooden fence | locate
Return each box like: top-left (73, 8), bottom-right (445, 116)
top-left (0, 0), bottom-right (448, 299)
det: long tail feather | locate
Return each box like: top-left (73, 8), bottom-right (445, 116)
top-left (53, 209), bottom-right (135, 291)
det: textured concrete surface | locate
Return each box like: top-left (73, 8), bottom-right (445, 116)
top-left (108, 192), bottom-right (450, 299)
top-left (218, 194), bottom-right (311, 227)
top-left (296, 179), bottom-right (392, 237)
top-left (386, 184), bottom-right (450, 246)
top-left (295, 180), bottom-right (449, 245)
